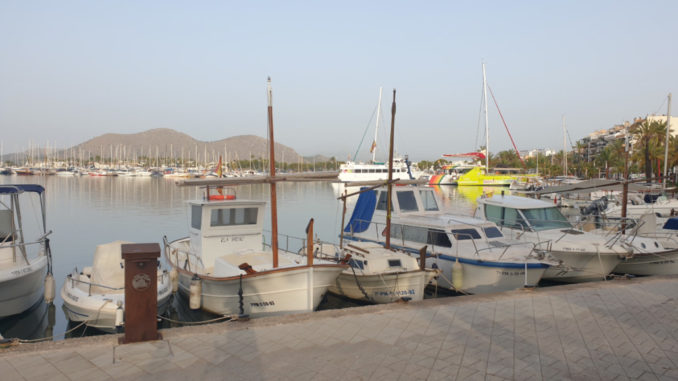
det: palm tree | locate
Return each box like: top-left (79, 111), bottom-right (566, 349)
top-left (631, 120), bottom-right (667, 181)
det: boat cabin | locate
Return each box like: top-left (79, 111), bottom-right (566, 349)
top-left (344, 186), bottom-right (508, 251)
top-left (188, 195), bottom-right (266, 270)
top-left (476, 194), bottom-right (573, 232)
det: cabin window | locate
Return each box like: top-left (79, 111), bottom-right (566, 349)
top-left (349, 258), bottom-right (364, 270)
top-left (483, 226), bottom-right (503, 238)
top-left (376, 191), bottom-right (393, 211)
top-left (396, 191), bottom-right (418, 212)
top-left (388, 259), bottom-right (402, 267)
top-left (520, 207), bottom-right (571, 231)
top-left (390, 224), bottom-right (452, 248)
top-left (369, 169), bottom-right (376, 173)
top-left (390, 224), bottom-right (427, 243)
top-left (484, 204), bottom-right (528, 230)
top-left (419, 190), bottom-right (439, 211)
top-left (191, 205), bottom-right (202, 230)
top-left (427, 228), bottom-right (452, 247)
top-left (450, 228), bottom-right (481, 240)
top-left (210, 207), bottom-right (258, 227)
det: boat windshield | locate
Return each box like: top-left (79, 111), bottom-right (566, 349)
top-left (520, 207), bottom-right (571, 231)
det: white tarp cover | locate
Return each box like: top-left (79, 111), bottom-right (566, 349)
top-left (90, 241), bottom-right (131, 294)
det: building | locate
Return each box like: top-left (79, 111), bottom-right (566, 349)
top-left (578, 114), bottom-right (677, 163)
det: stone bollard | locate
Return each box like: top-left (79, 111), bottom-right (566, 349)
top-left (120, 243), bottom-right (161, 344)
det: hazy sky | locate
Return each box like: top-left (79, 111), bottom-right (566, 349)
top-left (1, 1), bottom-right (676, 161)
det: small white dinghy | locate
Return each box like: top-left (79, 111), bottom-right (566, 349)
top-left (61, 241), bottom-right (171, 333)
top-left (327, 241), bottom-right (438, 304)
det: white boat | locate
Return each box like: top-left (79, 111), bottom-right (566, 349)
top-left (475, 194), bottom-right (632, 282)
top-left (164, 79), bottom-right (346, 318)
top-left (165, 187), bottom-right (346, 317)
top-left (338, 157), bottom-right (421, 183)
top-left (61, 241), bottom-right (172, 333)
top-left (318, 240), bottom-right (437, 303)
top-left (343, 186), bottom-right (556, 294)
top-left (602, 194), bottom-right (678, 218)
top-left (0, 184), bottom-right (53, 318)
top-left (579, 213), bottom-right (678, 276)
top-left (338, 87), bottom-right (421, 183)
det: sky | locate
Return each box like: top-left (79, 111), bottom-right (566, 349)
top-left (1, 1), bottom-right (676, 162)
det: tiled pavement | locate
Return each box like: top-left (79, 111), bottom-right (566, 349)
top-left (2, 276), bottom-right (678, 380)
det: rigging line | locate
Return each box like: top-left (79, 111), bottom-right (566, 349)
top-left (352, 103), bottom-right (379, 162)
top-left (653, 97), bottom-right (667, 116)
top-left (487, 84), bottom-right (526, 168)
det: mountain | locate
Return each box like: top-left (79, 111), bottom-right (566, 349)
top-left (66, 128), bottom-right (303, 163)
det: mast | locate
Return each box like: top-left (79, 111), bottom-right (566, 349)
top-left (482, 63), bottom-right (489, 171)
top-left (663, 93), bottom-right (672, 190)
top-left (563, 115), bottom-right (568, 176)
top-left (371, 87), bottom-right (383, 163)
top-left (385, 89), bottom-right (396, 249)
top-left (267, 77), bottom-right (279, 268)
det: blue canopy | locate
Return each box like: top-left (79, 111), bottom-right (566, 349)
top-left (344, 189), bottom-right (377, 234)
top-left (663, 217), bottom-right (678, 230)
top-left (0, 184), bottom-right (45, 194)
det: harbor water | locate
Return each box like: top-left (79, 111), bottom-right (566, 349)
top-left (0, 175), bottom-right (501, 341)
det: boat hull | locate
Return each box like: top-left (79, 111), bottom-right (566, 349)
top-left (542, 251), bottom-right (622, 282)
top-left (428, 255), bottom-right (547, 294)
top-left (328, 269), bottom-right (435, 303)
top-left (177, 265), bottom-right (345, 317)
top-left (61, 272), bottom-right (172, 333)
top-left (0, 256), bottom-right (47, 318)
top-left (613, 249), bottom-right (678, 276)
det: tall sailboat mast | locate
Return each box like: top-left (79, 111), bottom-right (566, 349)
top-left (663, 93), bottom-right (672, 189)
top-left (563, 115), bottom-right (568, 176)
top-left (371, 87), bottom-right (383, 163)
top-left (267, 77), bottom-right (279, 268)
top-left (482, 63), bottom-right (489, 171)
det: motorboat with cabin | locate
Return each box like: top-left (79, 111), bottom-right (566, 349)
top-left (61, 241), bottom-right (172, 333)
top-left (0, 184), bottom-right (54, 318)
top-left (342, 186), bottom-right (557, 294)
top-left (475, 193), bottom-right (633, 282)
top-left (164, 186), bottom-right (347, 317)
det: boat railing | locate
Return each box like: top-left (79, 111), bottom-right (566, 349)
top-left (0, 235), bottom-right (48, 266)
top-left (262, 230), bottom-right (339, 260)
top-left (66, 273), bottom-right (124, 296)
top-left (163, 235), bottom-right (205, 273)
top-left (67, 271), bottom-right (169, 297)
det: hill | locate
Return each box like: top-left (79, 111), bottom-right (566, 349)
top-left (68, 128), bottom-right (303, 163)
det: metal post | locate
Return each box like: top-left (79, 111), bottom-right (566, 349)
top-left (663, 93), bottom-right (672, 190)
top-left (120, 243), bottom-right (160, 344)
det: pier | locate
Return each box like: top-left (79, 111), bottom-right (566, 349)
top-left (2, 275), bottom-right (678, 380)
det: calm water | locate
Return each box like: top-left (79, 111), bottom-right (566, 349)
top-left (0, 175), bottom-right (507, 341)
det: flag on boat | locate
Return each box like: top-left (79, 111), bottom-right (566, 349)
top-left (369, 140), bottom-right (377, 153)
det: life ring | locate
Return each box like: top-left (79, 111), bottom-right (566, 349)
top-left (208, 194), bottom-right (236, 201)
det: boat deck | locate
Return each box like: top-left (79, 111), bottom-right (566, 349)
top-left (3, 275), bottom-right (678, 380)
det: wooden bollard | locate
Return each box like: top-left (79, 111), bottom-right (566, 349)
top-left (120, 243), bottom-right (160, 344)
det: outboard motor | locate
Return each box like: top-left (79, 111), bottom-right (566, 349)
top-left (581, 196), bottom-right (608, 216)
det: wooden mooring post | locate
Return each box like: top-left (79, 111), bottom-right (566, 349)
top-left (120, 243), bottom-right (161, 344)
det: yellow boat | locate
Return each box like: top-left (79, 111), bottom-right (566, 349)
top-left (456, 166), bottom-right (518, 186)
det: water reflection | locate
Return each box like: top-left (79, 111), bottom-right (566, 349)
top-left (0, 301), bottom-right (56, 341)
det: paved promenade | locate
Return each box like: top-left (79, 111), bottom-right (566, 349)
top-left (2, 276), bottom-right (678, 380)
